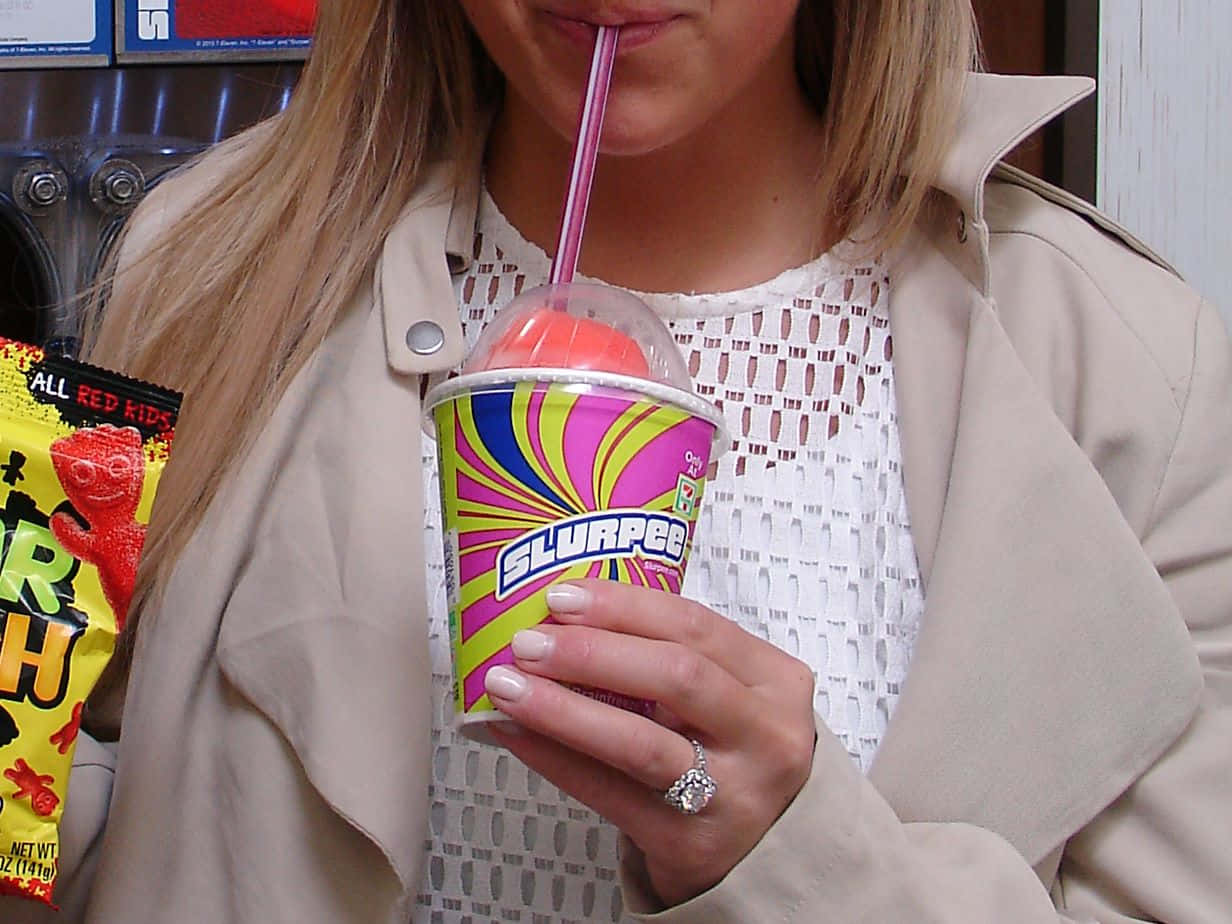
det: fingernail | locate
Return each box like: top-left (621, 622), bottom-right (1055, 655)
top-left (546, 582), bottom-right (592, 615)
top-left (485, 665), bottom-right (529, 702)
top-left (511, 629), bottom-right (553, 660)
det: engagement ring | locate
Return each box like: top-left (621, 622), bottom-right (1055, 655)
top-left (663, 739), bottom-right (718, 815)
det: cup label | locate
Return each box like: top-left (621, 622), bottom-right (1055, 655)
top-left (496, 509), bottom-right (689, 599)
top-left (434, 380), bottom-right (717, 715)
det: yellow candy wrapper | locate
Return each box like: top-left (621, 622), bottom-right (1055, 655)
top-left (0, 338), bottom-right (180, 906)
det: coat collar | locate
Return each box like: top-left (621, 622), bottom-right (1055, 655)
top-left (933, 73), bottom-right (1094, 294)
top-left (374, 162), bottom-right (479, 376)
top-left (934, 74), bottom-right (1094, 231)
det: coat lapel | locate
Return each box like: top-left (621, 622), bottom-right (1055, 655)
top-left (869, 228), bottom-right (1201, 867)
top-left (214, 291), bottom-right (437, 894)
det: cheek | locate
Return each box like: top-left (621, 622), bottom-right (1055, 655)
top-left (597, 8), bottom-right (800, 155)
top-left (458, 0), bottom-right (520, 68)
top-left (706, 0), bottom-right (802, 84)
top-left (461, 1), bottom-right (589, 133)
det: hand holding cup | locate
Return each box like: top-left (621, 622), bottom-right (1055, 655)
top-left (485, 578), bottom-right (819, 907)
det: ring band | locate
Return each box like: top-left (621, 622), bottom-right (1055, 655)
top-left (663, 739), bottom-right (718, 815)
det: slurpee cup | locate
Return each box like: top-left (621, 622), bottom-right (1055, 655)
top-left (425, 284), bottom-right (726, 742)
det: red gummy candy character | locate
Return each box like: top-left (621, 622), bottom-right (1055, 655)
top-left (4, 759), bottom-right (59, 817)
top-left (49, 702), bottom-right (84, 755)
top-left (50, 424), bottom-right (148, 632)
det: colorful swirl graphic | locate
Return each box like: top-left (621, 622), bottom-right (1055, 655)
top-left (434, 380), bottom-right (716, 714)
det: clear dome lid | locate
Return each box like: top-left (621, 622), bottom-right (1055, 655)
top-left (462, 283), bottom-right (691, 390)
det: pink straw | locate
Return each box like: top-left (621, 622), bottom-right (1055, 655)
top-left (549, 25), bottom-right (620, 286)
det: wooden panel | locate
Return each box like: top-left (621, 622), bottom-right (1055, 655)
top-left (972, 0), bottom-right (1051, 178)
top-left (1099, 3), bottom-right (1232, 323)
top-left (974, 0), bottom-right (1049, 75)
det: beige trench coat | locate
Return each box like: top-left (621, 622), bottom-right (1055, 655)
top-left (2, 73), bottom-right (1229, 923)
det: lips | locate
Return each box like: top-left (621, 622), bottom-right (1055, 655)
top-left (541, 6), bottom-right (685, 50)
top-left (544, 5), bottom-right (683, 27)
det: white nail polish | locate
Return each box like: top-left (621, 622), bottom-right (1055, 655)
top-left (486, 666), bottom-right (529, 702)
top-left (511, 629), bottom-right (553, 660)
top-left (546, 583), bottom-right (591, 614)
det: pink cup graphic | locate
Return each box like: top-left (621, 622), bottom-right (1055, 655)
top-left (426, 284), bottom-right (726, 741)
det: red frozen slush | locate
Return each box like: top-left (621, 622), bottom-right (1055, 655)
top-left (482, 307), bottom-right (651, 378)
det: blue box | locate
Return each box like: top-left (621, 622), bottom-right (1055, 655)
top-left (0, 0), bottom-right (111, 68)
top-left (115, 0), bottom-right (312, 63)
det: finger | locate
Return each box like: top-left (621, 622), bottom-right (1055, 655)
top-left (509, 625), bottom-right (759, 742)
top-left (544, 579), bottom-right (793, 686)
top-left (485, 664), bottom-right (709, 791)
top-left (653, 703), bottom-right (691, 734)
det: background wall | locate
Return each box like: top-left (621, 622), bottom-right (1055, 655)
top-left (1099, 2), bottom-right (1232, 325)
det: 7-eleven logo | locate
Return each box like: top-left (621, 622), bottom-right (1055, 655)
top-left (673, 474), bottom-right (701, 517)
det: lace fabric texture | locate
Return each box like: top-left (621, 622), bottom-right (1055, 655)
top-left (414, 192), bottom-right (925, 922)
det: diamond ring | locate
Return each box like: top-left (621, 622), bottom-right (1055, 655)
top-left (663, 739), bottom-right (718, 814)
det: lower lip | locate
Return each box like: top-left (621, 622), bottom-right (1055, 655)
top-left (546, 13), bottom-right (682, 52)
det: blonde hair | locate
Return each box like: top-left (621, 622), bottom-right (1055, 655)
top-left (86, 0), bottom-right (977, 654)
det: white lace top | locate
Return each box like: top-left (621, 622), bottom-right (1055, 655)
top-left (414, 191), bottom-right (926, 923)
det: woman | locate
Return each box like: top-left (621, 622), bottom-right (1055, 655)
top-left (5, 0), bottom-right (1229, 921)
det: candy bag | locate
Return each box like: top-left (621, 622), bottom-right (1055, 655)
top-left (0, 338), bottom-right (180, 906)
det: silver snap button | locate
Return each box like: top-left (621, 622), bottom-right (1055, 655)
top-left (406, 320), bottom-right (445, 355)
top-left (956, 210), bottom-right (968, 244)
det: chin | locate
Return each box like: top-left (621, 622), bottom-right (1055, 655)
top-left (592, 99), bottom-right (700, 157)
